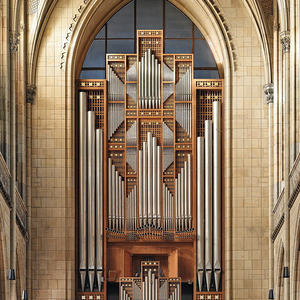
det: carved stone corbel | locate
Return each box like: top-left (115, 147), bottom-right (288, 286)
top-left (264, 83), bottom-right (274, 104)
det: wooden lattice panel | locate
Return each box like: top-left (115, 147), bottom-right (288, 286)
top-left (139, 120), bottom-right (162, 148)
top-left (108, 150), bottom-right (125, 177)
top-left (87, 90), bottom-right (105, 129)
top-left (196, 90), bottom-right (222, 137)
top-left (163, 55), bottom-right (175, 72)
top-left (79, 80), bottom-right (105, 89)
top-left (137, 30), bottom-right (163, 59)
top-left (127, 56), bottom-right (137, 73)
top-left (77, 293), bottom-right (105, 300)
top-left (175, 151), bottom-right (192, 176)
top-left (196, 293), bottom-right (223, 300)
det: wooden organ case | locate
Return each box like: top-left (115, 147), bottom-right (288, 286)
top-left (77, 30), bottom-right (224, 300)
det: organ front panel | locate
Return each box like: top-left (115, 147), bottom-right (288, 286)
top-left (77, 30), bottom-right (224, 300)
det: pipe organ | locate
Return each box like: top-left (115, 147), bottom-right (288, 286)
top-left (77, 30), bottom-right (224, 300)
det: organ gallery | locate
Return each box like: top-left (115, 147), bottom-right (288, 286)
top-left (77, 30), bottom-right (224, 300)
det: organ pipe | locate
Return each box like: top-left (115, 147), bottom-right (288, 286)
top-left (213, 101), bottom-right (222, 290)
top-left (96, 129), bottom-right (104, 290)
top-left (205, 120), bottom-right (213, 290)
top-left (197, 137), bottom-right (205, 291)
top-left (139, 50), bottom-right (161, 108)
top-left (79, 92), bottom-right (87, 290)
top-left (87, 111), bottom-right (96, 290)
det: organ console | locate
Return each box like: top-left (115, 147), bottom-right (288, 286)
top-left (77, 30), bottom-right (224, 300)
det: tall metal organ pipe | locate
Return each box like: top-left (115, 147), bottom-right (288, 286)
top-left (138, 50), bottom-right (161, 108)
top-left (213, 101), bottom-right (222, 290)
top-left (96, 128), bottom-right (104, 290)
top-left (205, 120), bottom-right (213, 290)
top-left (87, 111), bottom-right (96, 289)
top-left (79, 92), bottom-right (87, 290)
top-left (197, 137), bottom-right (205, 291)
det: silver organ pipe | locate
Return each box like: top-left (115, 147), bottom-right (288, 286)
top-left (205, 120), bottom-right (213, 290)
top-left (79, 92), bottom-right (87, 290)
top-left (175, 66), bottom-right (191, 101)
top-left (147, 132), bottom-right (153, 224)
top-left (87, 111), bottom-right (96, 289)
top-left (96, 128), bottom-right (104, 290)
top-left (143, 141), bottom-right (148, 226)
top-left (197, 137), bottom-right (205, 291)
top-left (139, 150), bottom-right (143, 226)
top-left (108, 65), bottom-right (124, 101)
top-left (139, 50), bottom-right (161, 108)
top-left (153, 137), bottom-right (157, 226)
top-left (213, 101), bottom-right (222, 290)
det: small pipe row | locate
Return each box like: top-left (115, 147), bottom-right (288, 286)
top-left (108, 158), bottom-right (125, 232)
top-left (175, 154), bottom-right (192, 232)
top-left (127, 186), bottom-right (137, 231)
top-left (108, 103), bottom-right (124, 140)
top-left (175, 67), bottom-right (192, 101)
top-left (138, 132), bottom-right (161, 228)
top-left (163, 183), bottom-right (174, 230)
top-left (108, 65), bottom-right (124, 101)
top-left (139, 49), bottom-right (161, 109)
top-left (175, 103), bottom-right (192, 137)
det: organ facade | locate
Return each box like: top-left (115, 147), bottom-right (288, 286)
top-left (77, 30), bottom-right (224, 300)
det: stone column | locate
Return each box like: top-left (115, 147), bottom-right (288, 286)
top-left (280, 30), bottom-right (291, 300)
top-left (264, 83), bottom-right (274, 299)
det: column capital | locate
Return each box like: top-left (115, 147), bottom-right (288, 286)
top-left (264, 83), bottom-right (274, 104)
top-left (280, 31), bottom-right (290, 53)
top-left (26, 84), bottom-right (36, 104)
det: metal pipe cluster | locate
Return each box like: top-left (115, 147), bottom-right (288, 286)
top-left (196, 101), bottom-right (222, 291)
top-left (79, 92), bottom-right (104, 291)
top-left (127, 186), bottom-right (137, 230)
top-left (163, 183), bottom-right (174, 230)
top-left (138, 132), bottom-right (161, 228)
top-left (108, 65), bottom-right (124, 101)
top-left (168, 284), bottom-right (180, 300)
top-left (175, 154), bottom-right (192, 232)
top-left (108, 103), bottom-right (124, 140)
top-left (142, 269), bottom-right (158, 300)
top-left (138, 49), bottom-right (161, 109)
top-left (108, 158), bottom-right (125, 232)
top-left (175, 67), bottom-right (192, 101)
top-left (175, 103), bottom-right (192, 137)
